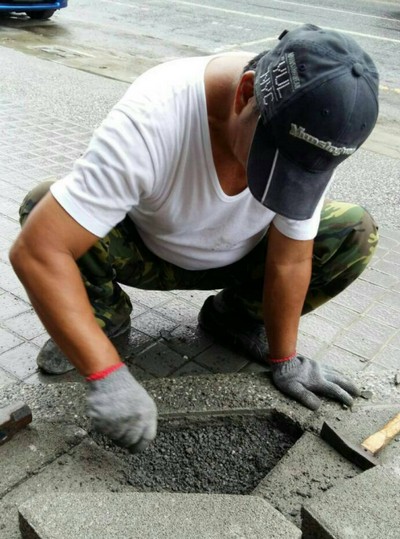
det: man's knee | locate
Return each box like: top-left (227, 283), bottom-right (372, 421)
top-left (19, 180), bottom-right (56, 226)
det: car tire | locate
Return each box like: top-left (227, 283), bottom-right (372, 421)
top-left (27, 9), bottom-right (56, 20)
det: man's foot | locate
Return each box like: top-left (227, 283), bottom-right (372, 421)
top-left (198, 292), bottom-right (269, 364)
top-left (36, 318), bottom-right (131, 375)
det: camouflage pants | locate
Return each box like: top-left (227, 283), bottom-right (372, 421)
top-left (20, 181), bottom-right (378, 333)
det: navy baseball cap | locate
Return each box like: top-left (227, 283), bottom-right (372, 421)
top-left (247, 24), bottom-right (379, 220)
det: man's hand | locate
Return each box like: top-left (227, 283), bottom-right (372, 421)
top-left (86, 364), bottom-right (157, 453)
top-left (271, 354), bottom-right (360, 410)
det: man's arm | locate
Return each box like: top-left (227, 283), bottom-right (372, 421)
top-left (263, 223), bottom-right (312, 359)
top-left (263, 223), bottom-right (360, 410)
top-left (9, 192), bottom-right (121, 376)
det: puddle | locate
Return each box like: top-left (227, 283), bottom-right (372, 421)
top-left (92, 411), bottom-right (302, 495)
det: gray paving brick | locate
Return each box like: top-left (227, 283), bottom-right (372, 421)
top-left (346, 316), bottom-right (396, 344)
top-left (299, 314), bottom-right (342, 343)
top-left (0, 366), bottom-right (17, 389)
top-left (388, 330), bottom-right (400, 349)
top-left (131, 310), bottom-right (178, 338)
top-left (377, 234), bottom-right (399, 250)
top-left (372, 345), bottom-right (400, 370)
top-left (0, 439), bottom-right (133, 538)
top-left (172, 361), bottom-right (211, 377)
top-left (174, 289), bottom-right (214, 308)
top-left (366, 302), bottom-right (400, 328)
top-left (2, 310), bottom-right (46, 340)
top-left (346, 277), bottom-right (386, 299)
top-left (253, 433), bottom-right (360, 528)
top-left (159, 323), bottom-right (213, 359)
top-left (154, 298), bottom-right (199, 324)
top-left (373, 258), bottom-right (400, 276)
top-left (334, 330), bottom-right (383, 360)
top-left (130, 288), bottom-right (173, 309)
top-left (302, 466), bottom-right (400, 539)
top-left (19, 492), bottom-right (301, 539)
top-left (297, 332), bottom-right (327, 358)
top-left (382, 250), bottom-right (400, 264)
top-left (134, 341), bottom-right (187, 377)
top-left (0, 293), bottom-right (31, 320)
top-left (195, 343), bottom-right (248, 374)
top-left (314, 301), bottom-right (358, 328)
top-left (0, 342), bottom-right (40, 380)
top-left (0, 327), bottom-right (23, 354)
top-left (317, 345), bottom-right (368, 373)
top-left (0, 260), bottom-right (20, 292)
top-left (378, 290), bottom-right (400, 311)
top-left (360, 267), bottom-right (398, 288)
top-left (0, 421), bottom-right (87, 497)
top-left (333, 288), bottom-right (375, 313)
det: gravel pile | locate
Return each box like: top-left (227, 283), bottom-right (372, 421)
top-left (93, 414), bottom-right (299, 494)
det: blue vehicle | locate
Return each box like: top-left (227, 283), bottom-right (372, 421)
top-left (0, 0), bottom-right (67, 20)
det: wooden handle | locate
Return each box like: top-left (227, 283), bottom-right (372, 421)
top-left (361, 412), bottom-right (400, 455)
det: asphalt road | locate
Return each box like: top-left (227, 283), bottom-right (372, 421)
top-left (0, 0), bottom-right (399, 227)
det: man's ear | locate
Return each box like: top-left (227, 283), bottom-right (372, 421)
top-left (234, 71), bottom-right (255, 114)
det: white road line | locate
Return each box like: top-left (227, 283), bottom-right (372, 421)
top-left (98, 0), bottom-right (400, 45)
top-left (266, 0), bottom-right (399, 23)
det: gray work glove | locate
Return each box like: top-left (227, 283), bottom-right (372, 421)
top-left (271, 354), bottom-right (360, 410)
top-left (86, 364), bottom-right (157, 453)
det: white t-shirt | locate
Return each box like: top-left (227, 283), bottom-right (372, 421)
top-left (51, 55), bottom-right (324, 271)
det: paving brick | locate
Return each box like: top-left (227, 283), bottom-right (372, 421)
top-left (334, 330), bottom-right (383, 360)
top-left (0, 439), bottom-right (133, 538)
top-left (154, 298), bottom-right (199, 324)
top-left (366, 302), bottom-right (400, 328)
top-left (130, 288), bottom-right (173, 308)
top-left (252, 433), bottom-right (360, 528)
top-left (0, 421), bottom-right (87, 497)
top-left (333, 288), bottom-right (374, 313)
top-left (0, 366), bottom-right (17, 389)
top-left (299, 314), bottom-right (342, 343)
top-left (131, 310), bottom-right (178, 338)
top-left (0, 293), bottom-right (31, 320)
top-left (0, 260), bottom-right (20, 292)
top-left (134, 341), bottom-right (187, 377)
top-left (19, 492), bottom-right (301, 539)
top-left (346, 316), bottom-right (396, 344)
top-left (2, 310), bottom-right (46, 340)
top-left (172, 361), bottom-right (211, 377)
top-left (0, 342), bottom-right (40, 380)
top-left (372, 345), bottom-right (400, 370)
top-left (360, 267), bottom-right (398, 288)
top-left (0, 327), bottom-right (23, 354)
top-left (195, 343), bottom-right (248, 373)
top-left (159, 323), bottom-right (213, 359)
top-left (378, 290), bottom-right (400, 311)
top-left (296, 332), bottom-right (327, 358)
top-left (314, 301), bottom-right (358, 328)
top-left (382, 250), bottom-right (400, 264)
top-left (302, 466), bottom-right (400, 539)
top-left (377, 234), bottom-right (399, 250)
top-left (317, 345), bottom-right (367, 373)
top-left (346, 277), bottom-right (385, 299)
top-left (373, 258), bottom-right (400, 276)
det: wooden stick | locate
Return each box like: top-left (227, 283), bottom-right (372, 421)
top-left (361, 412), bottom-right (400, 455)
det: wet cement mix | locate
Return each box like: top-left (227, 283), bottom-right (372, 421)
top-left (92, 414), bottom-right (301, 495)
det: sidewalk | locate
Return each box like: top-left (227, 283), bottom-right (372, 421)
top-left (0, 53), bottom-right (399, 538)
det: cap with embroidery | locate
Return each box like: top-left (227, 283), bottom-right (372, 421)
top-left (247, 24), bottom-right (379, 220)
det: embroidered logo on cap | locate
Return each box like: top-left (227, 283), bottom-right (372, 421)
top-left (259, 53), bottom-right (301, 109)
top-left (289, 124), bottom-right (356, 156)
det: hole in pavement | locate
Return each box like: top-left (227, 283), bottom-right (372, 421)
top-left (92, 411), bottom-right (302, 495)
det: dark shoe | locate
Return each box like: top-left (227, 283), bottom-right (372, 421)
top-left (198, 293), bottom-right (268, 364)
top-left (37, 318), bottom-right (131, 375)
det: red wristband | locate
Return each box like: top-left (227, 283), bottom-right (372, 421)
top-left (86, 362), bottom-right (124, 382)
top-left (269, 352), bottom-right (297, 364)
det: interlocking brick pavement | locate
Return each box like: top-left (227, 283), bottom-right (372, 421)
top-left (0, 99), bottom-right (399, 387)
